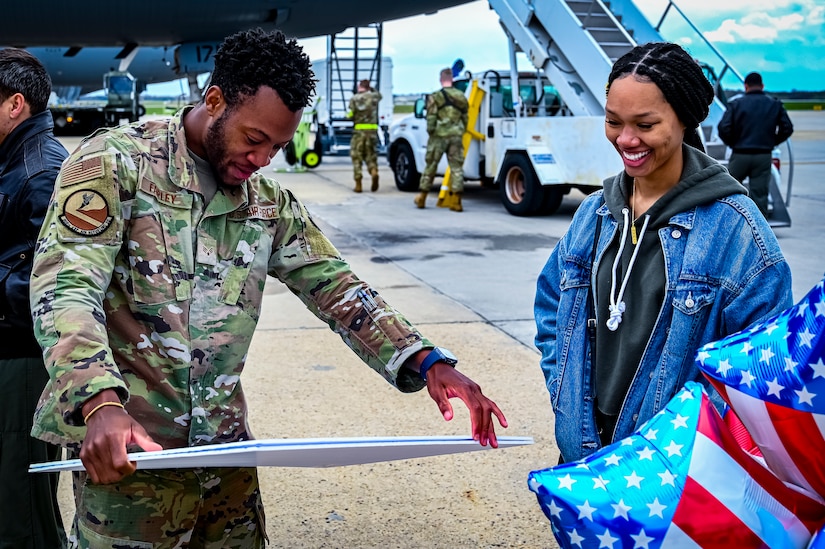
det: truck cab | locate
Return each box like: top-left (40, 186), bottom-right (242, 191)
top-left (103, 70), bottom-right (140, 126)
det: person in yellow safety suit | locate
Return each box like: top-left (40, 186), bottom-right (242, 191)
top-left (347, 79), bottom-right (382, 192)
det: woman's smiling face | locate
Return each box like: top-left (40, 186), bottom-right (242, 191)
top-left (605, 75), bottom-right (687, 186)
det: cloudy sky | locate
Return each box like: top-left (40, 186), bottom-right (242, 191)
top-left (299, 0), bottom-right (823, 94)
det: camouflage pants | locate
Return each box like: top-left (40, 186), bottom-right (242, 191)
top-left (350, 130), bottom-right (378, 179)
top-left (69, 466), bottom-right (266, 548)
top-left (419, 135), bottom-right (465, 193)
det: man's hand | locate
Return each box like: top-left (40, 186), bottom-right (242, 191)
top-left (425, 362), bottom-right (508, 448)
top-left (80, 390), bottom-right (163, 484)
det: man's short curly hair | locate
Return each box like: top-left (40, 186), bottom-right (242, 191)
top-left (210, 28), bottom-right (316, 113)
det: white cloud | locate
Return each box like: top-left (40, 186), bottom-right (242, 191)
top-left (304, 0), bottom-right (823, 94)
top-left (706, 18), bottom-right (779, 43)
top-left (704, 8), bottom-right (807, 43)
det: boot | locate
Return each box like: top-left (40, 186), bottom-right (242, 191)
top-left (370, 168), bottom-right (379, 192)
top-left (353, 177), bottom-right (362, 193)
top-left (414, 191), bottom-right (428, 209)
top-left (449, 192), bottom-right (463, 212)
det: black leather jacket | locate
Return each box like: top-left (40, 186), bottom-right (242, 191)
top-left (0, 110), bottom-right (67, 358)
top-left (718, 90), bottom-right (794, 153)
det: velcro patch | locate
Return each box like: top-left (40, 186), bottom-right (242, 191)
top-left (60, 156), bottom-right (105, 188)
top-left (59, 189), bottom-right (113, 236)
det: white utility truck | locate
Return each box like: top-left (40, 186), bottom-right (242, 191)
top-left (388, 69), bottom-right (621, 216)
top-left (388, 0), bottom-right (792, 224)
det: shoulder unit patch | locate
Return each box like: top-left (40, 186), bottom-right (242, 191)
top-left (59, 189), bottom-right (114, 236)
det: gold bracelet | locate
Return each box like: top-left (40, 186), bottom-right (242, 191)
top-left (83, 401), bottom-right (125, 425)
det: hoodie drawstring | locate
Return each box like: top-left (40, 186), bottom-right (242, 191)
top-left (607, 208), bottom-right (650, 331)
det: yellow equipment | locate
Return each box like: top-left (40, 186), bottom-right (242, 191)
top-left (436, 80), bottom-right (486, 208)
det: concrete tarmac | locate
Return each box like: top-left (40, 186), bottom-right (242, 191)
top-left (51, 110), bottom-right (824, 547)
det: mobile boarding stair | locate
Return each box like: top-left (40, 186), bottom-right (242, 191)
top-left (486, 0), bottom-right (792, 227)
top-left (321, 23), bottom-right (385, 155)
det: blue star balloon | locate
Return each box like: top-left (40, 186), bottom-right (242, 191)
top-left (528, 382), bottom-right (825, 548)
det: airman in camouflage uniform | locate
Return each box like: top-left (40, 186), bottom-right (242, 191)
top-left (347, 79), bottom-right (382, 192)
top-left (29, 28), bottom-right (506, 548)
top-left (415, 68), bottom-right (469, 211)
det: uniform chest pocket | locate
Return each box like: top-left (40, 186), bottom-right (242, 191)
top-left (219, 221), bottom-right (270, 314)
top-left (124, 191), bottom-right (193, 306)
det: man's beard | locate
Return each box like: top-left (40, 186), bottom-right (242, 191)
top-left (204, 110), bottom-right (230, 183)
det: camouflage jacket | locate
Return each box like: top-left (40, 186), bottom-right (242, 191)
top-left (426, 87), bottom-right (469, 138)
top-left (30, 108), bottom-right (431, 450)
top-left (348, 90), bottom-right (382, 130)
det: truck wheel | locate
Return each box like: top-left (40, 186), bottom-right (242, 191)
top-left (302, 149), bottom-right (322, 169)
top-left (393, 141), bottom-right (420, 192)
top-left (499, 154), bottom-right (541, 216)
top-left (536, 186), bottom-right (564, 215)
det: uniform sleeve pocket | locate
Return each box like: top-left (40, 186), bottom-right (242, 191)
top-left (126, 212), bottom-right (178, 305)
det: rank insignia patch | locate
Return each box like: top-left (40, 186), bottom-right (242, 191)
top-left (59, 189), bottom-right (114, 236)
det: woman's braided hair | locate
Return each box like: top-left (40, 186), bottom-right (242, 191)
top-left (210, 27), bottom-right (316, 113)
top-left (606, 42), bottom-right (714, 152)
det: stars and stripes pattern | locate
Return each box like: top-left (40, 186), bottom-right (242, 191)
top-left (698, 276), bottom-right (825, 498)
top-left (528, 383), bottom-right (825, 548)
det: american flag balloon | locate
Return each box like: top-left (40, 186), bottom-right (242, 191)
top-left (811, 525), bottom-right (825, 549)
top-left (528, 382), bottom-right (825, 548)
top-left (698, 276), bottom-right (825, 498)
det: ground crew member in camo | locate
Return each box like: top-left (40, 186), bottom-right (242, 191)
top-left (414, 67), bottom-right (469, 212)
top-left (29, 28), bottom-right (507, 548)
top-left (347, 79), bottom-right (382, 192)
top-left (0, 46), bottom-right (68, 549)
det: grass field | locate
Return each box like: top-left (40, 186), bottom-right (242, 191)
top-left (784, 100), bottom-right (824, 111)
top-left (143, 99), bottom-right (186, 115)
top-left (142, 98), bottom-right (824, 116)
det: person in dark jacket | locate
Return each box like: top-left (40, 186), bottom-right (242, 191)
top-left (535, 43), bottom-right (791, 463)
top-left (717, 71), bottom-right (794, 218)
top-left (0, 47), bottom-right (68, 548)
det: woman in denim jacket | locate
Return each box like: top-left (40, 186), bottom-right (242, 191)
top-left (534, 42), bottom-right (792, 463)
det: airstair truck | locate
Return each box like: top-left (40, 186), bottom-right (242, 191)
top-left (389, 0), bottom-right (627, 216)
top-left (390, 0), bottom-right (793, 222)
top-left (389, 67), bottom-right (621, 216)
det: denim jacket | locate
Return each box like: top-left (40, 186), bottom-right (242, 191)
top-left (535, 186), bottom-right (792, 462)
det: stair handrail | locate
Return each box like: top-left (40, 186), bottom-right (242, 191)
top-left (653, 0), bottom-right (744, 86)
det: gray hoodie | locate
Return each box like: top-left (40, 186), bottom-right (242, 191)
top-left (593, 144), bottom-right (747, 441)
